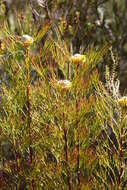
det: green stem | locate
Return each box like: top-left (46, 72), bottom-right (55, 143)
top-left (118, 126), bottom-right (124, 190)
top-left (25, 47), bottom-right (33, 164)
top-left (11, 124), bottom-right (19, 172)
top-left (76, 99), bottom-right (80, 188)
top-left (26, 85), bottom-right (33, 163)
top-left (25, 47), bottom-right (35, 189)
top-left (63, 112), bottom-right (71, 190)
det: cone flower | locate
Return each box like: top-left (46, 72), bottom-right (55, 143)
top-left (118, 96), bottom-right (127, 107)
top-left (21, 34), bottom-right (33, 47)
top-left (71, 54), bottom-right (86, 65)
top-left (53, 80), bottom-right (72, 90)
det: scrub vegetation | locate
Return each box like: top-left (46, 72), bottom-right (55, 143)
top-left (0, 0), bottom-right (127, 189)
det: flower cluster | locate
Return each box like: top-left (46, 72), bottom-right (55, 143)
top-left (118, 96), bottom-right (127, 107)
top-left (21, 34), bottom-right (33, 47)
top-left (71, 54), bottom-right (86, 65)
top-left (53, 80), bottom-right (72, 90)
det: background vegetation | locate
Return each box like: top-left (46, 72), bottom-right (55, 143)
top-left (0, 0), bottom-right (127, 189)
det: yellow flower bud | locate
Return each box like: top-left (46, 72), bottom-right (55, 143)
top-left (75, 11), bottom-right (80, 17)
top-left (68, 25), bottom-right (73, 34)
top-left (0, 40), bottom-right (5, 50)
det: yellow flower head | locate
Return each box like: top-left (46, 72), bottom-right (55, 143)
top-left (118, 96), bottom-right (127, 107)
top-left (54, 80), bottom-right (72, 91)
top-left (21, 34), bottom-right (33, 47)
top-left (71, 54), bottom-right (86, 65)
top-left (0, 40), bottom-right (5, 50)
